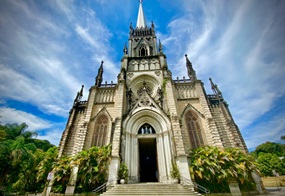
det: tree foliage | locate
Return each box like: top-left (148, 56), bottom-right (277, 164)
top-left (74, 145), bottom-right (112, 193)
top-left (50, 145), bottom-right (112, 193)
top-left (250, 141), bottom-right (285, 177)
top-left (253, 142), bottom-right (285, 157)
top-left (189, 146), bottom-right (257, 193)
top-left (36, 146), bottom-right (58, 189)
top-left (0, 121), bottom-right (112, 194)
top-left (256, 153), bottom-right (285, 176)
top-left (0, 122), bottom-right (55, 194)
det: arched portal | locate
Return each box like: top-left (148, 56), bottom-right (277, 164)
top-left (122, 109), bottom-right (173, 183)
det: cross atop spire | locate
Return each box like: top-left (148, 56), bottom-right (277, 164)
top-left (136, 0), bottom-right (147, 28)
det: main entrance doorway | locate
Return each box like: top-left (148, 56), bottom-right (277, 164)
top-left (139, 138), bottom-right (158, 182)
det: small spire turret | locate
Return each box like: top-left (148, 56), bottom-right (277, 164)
top-left (95, 61), bottom-right (104, 87)
top-left (209, 77), bottom-right (222, 97)
top-left (73, 85), bottom-right (84, 105)
top-left (159, 39), bottom-right (163, 54)
top-left (123, 42), bottom-right (128, 56)
top-left (185, 54), bottom-right (197, 81)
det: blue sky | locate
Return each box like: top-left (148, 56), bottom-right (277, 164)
top-left (0, 0), bottom-right (284, 151)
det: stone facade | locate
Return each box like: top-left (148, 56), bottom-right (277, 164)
top-left (55, 2), bottom-right (248, 194)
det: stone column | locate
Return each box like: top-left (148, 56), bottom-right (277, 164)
top-left (228, 181), bottom-right (242, 196)
top-left (252, 171), bottom-right (265, 194)
top-left (65, 166), bottom-right (79, 195)
top-left (107, 156), bottom-right (120, 187)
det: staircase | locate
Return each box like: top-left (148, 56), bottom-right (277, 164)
top-left (100, 183), bottom-right (202, 195)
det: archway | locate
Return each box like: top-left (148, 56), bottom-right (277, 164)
top-left (122, 109), bottom-right (173, 183)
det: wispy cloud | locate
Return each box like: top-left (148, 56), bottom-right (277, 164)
top-left (162, 0), bottom-right (285, 148)
top-left (0, 0), bottom-right (121, 116)
top-left (0, 107), bottom-right (63, 145)
top-left (0, 0), bottom-right (284, 150)
top-left (0, 107), bottom-right (51, 131)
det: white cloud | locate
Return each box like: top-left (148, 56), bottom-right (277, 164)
top-left (1, 0), bottom-right (284, 150)
top-left (0, 64), bottom-right (73, 116)
top-left (0, 107), bottom-right (51, 131)
top-left (36, 129), bottom-right (62, 146)
top-left (161, 0), bottom-right (285, 150)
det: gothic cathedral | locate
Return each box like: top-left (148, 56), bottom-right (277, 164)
top-left (57, 1), bottom-right (247, 194)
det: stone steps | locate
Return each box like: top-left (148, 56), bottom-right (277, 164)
top-left (100, 183), bottom-right (202, 196)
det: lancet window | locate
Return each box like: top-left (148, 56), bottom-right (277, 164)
top-left (185, 111), bottom-right (204, 149)
top-left (139, 45), bottom-right (148, 56)
top-left (138, 123), bottom-right (156, 134)
top-left (92, 115), bottom-right (108, 147)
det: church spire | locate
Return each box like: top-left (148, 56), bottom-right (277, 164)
top-left (185, 54), bottom-right (197, 81)
top-left (95, 61), bottom-right (104, 87)
top-left (136, 0), bottom-right (147, 28)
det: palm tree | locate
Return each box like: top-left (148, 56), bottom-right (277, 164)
top-left (0, 123), bottom-right (42, 193)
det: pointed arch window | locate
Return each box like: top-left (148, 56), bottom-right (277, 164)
top-left (138, 123), bottom-right (156, 134)
top-left (139, 45), bottom-right (148, 56)
top-left (185, 111), bottom-right (204, 149)
top-left (92, 115), bottom-right (108, 147)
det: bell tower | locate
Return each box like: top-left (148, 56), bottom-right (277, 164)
top-left (128, 0), bottom-right (158, 58)
top-left (117, 0), bottom-right (192, 184)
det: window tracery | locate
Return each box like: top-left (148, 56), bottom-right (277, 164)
top-left (92, 115), bottom-right (108, 147)
top-left (138, 123), bottom-right (156, 134)
top-left (185, 111), bottom-right (204, 149)
top-left (139, 45), bottom-right (148, 56)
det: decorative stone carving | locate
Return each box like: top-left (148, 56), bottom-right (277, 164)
top-left (172, 115), bottom-right (179, 122)
top-left (155, 71), bottom-right (161, 76)
top-left (137, 85), bottom-right (152, 96)
top-left (127, 72), bottom-right (134, 78)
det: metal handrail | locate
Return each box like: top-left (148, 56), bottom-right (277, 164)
top-left (92, 182), bottom-right (107, 194)
top-left (92, 179), bottom-right (117, 194)
top-left (180, 176), bottom-right (210, 195)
